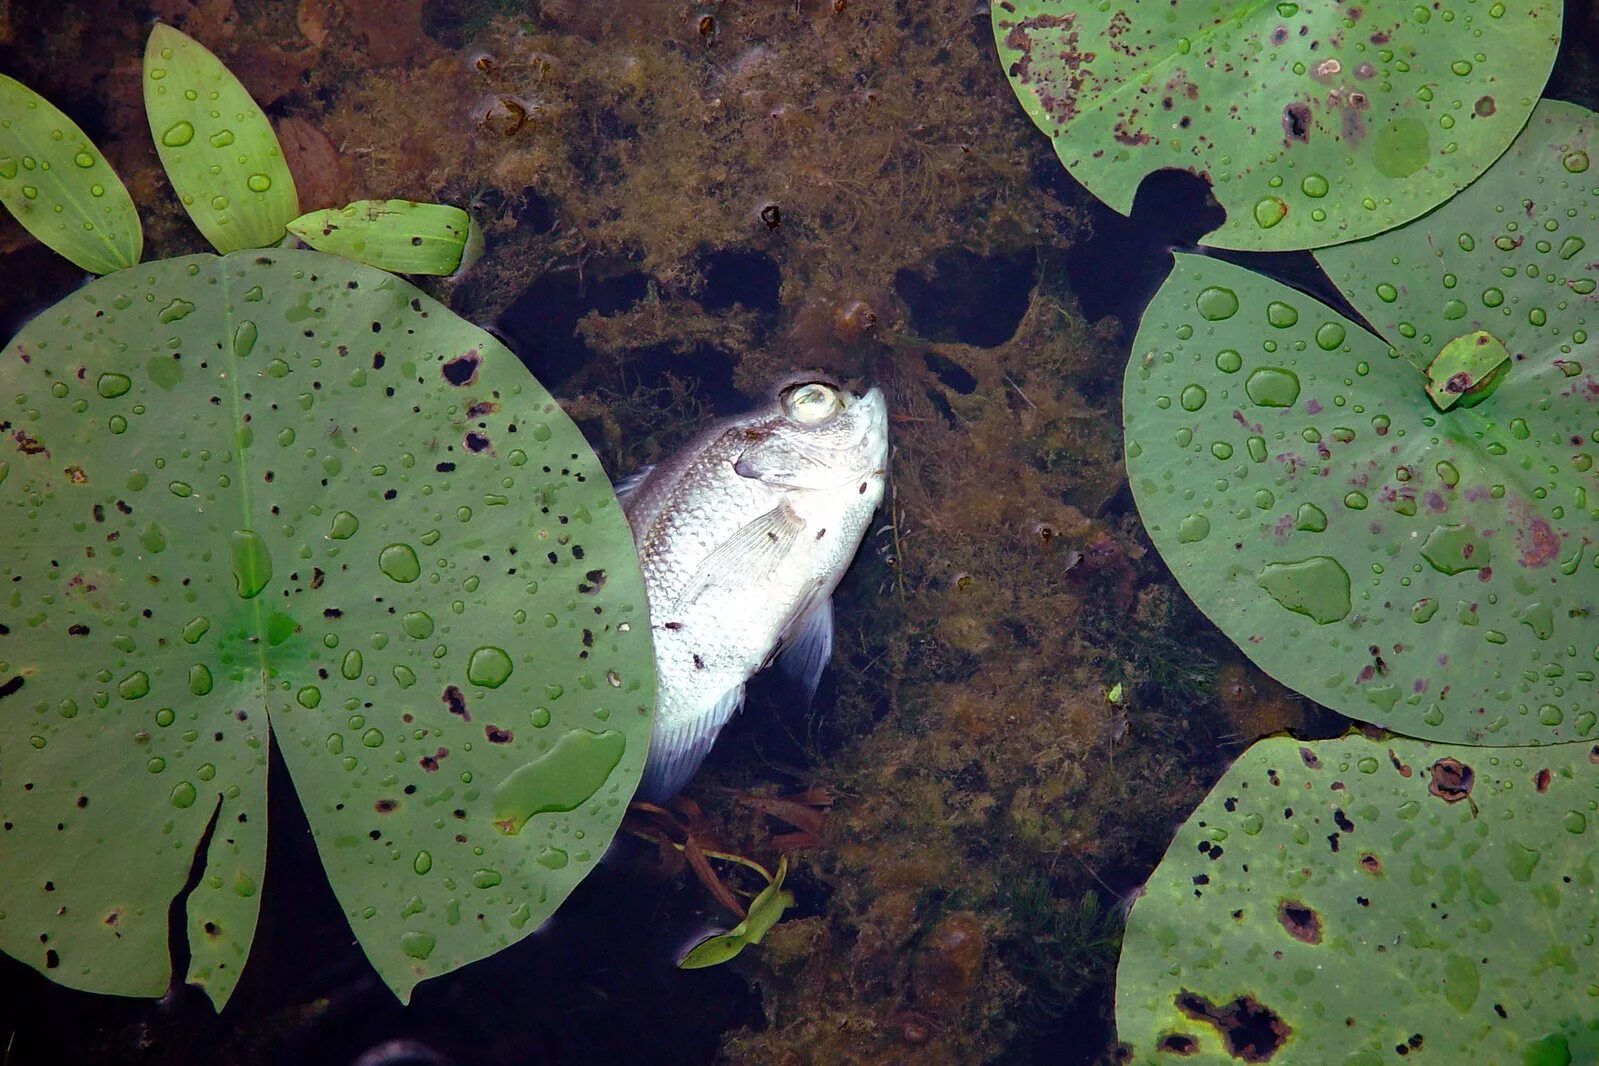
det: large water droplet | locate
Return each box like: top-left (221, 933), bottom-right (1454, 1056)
top-left (1253, 196), bottom-right (1288, 229)
top-left (1257, 556), bottom-right (1351, 624)
top-left (246, 173), bottom-right (272, 192)
top-left (403, 611), bottom-right (435, 639)
top-left (96, 372), bottom-right (132, 398)
top-left (1314, 323), bottom-right (1346, 350)
top-left (230, 529), bottom-right (272, 598)
top-left (1179, 384), bottom-right (1207, 411)
top-left (328, 511), bottom-right (359, 540)
top-left (1266, 301), bottom-right (1298, 328)
top-left (491, 729), bottom-right (627, 835)
top-left (170, 781), bottom-right (198, 808)
top-left (1177, 514), bottom-right (1211, 543)
top-left (189, 664), bottom-right (213, 696)
top-left (1245, 367), bottom-right (1301, 407)
top-left (232, 320), bottom-right (258, 359)
top-left (1216, 349), bottom-right (1242, 373)
top-left (378, 543), bottom-right (421, 583)
top-left (1300, 174), bottom-right (1329, 198)
top-left (1563, 150), bottom-right (1590, 174)
top-left (160, 120), bottom-right (195, 147)
top-left (118, 671), bottom-right (150, 700)
top-left (400, 931), bottom-right (436, 959)
top-left (1420, 523), bottom-right (1490, 574)
top-left (1196, 287), bottom-right (1239, 321)
top-left (467, 646), bottom-right (514, 689)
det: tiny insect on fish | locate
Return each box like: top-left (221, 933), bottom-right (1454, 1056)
top-left (616, 376), bottom-right (889, 801)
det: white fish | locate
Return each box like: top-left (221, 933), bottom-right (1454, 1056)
top-left (617, 377), bottom-right (889, 801)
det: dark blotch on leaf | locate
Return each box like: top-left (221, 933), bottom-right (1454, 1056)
top-left (1159, 1034), bottom-right (1200, 1056)
top-left (442, 685), bottom-right (470, 721)
top-left (1534, 768), bottom-right (1552, 793)
top-left (0, 675), bottom-right (24, 700)
top-left (442, 351), bottom-right (481, 386)
top-left (1277, 899), bottom-right (1322, 944)
top-left (1282, 102), bottom-right (1312, 141)
top-left (375, 799), bottom-right (398, 813)
top-left (1175, 990), bottom-right (1292, 1062)
top-left (1359, 852), bottom-right (1382, 874)
top-left (485, 724), bottom-right (513, 744)
top-left (465, 432), bottom-right (490, 453)
top-left (1427, 757), bottom-right (1474, 803)
top-left (419, 746), bottom-right (448, 772)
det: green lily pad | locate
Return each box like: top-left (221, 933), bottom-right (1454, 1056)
top-left (0, 248), bottom-right (653, 1006)
top-left (143, 24), bottom-right (298, 253)
top-left (1124, 102), bottom-right (1597, 745)
top-left (992, 0), bottom-right (1562, 251)
top-left (1116, 734), bottom-right (1599, 1062)
top-left (0, 74), bottom-right (142, 274)
top-left (288, 200), bottom-right (483, 277)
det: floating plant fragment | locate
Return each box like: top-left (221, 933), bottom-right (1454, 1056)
top-left (0, 74), bottom-right (142, 273)
top-left (992, 0), bottom-right (1562, 251)
top-left (678, 857), bottom-right (794, 969)
top-left (0, 249), bottom-right (654, 1007)
top-left (1116, 734), bottom-right (1599, 1062)
top-left (288, 200), bottom-right (483, 276)
top-left (1124, 100), bottom-right (1597, 746)
top-left (143, 23), bottom-right (298, 253)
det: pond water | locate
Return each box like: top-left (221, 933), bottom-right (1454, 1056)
top-left (0, 2), bottom-right (1595, 1063)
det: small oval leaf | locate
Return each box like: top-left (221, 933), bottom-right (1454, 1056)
top-left (0, 73), bottom-right (142, 273)
top-left (287, 200), bottom-right (479, 275)
top-left (142, 23), bottom-right (298, 253)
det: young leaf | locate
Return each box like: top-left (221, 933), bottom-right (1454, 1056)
top-left (288, 200), bottom-right (481, 275)
top-left (0, 248), bottom-right (655, 1008)
top-left (142, 23), bottom-right (298, 253)
top-left (1117, 734), bottom-right (1599, 1062)
top-left (678, 856), bottom-right (793, 969)
top-left (0, 73), bottom-right (142, 273)
top-left (993, 0), bottom-right (1563, 251)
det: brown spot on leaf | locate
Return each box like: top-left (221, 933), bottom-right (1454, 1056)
top-left (1159, 1034), bottom-right (1200, 1055)
top-left (442, 685), bottom-right (469, 721)
top-left (13, 429), bottom-right (47, 456)
top-left (1518, 517), bottom-right (1560, 568)
top-left (103, 907), bottom-right (123, 927)
top-left (1282, 102), bottom-right (1312, 142)
top-left (1175, 991), bottom-right (1292, 1062)
top-left (1358, 853), bottom-right (1382, 875)
top-left (1299, 747), bottom-right (1320, 769)
top-left (467, 400), bottom-right (500, 418)
top-left (419, 746), bottom-right (448, 772)
top-left (374, 799), bottom-right (398, 813)
top-left (1534, 768), bottom-right (1552, 793)
top-left (485, 724), bottom-right (513, 744)
top-left (1277, 899), bottom-right (1322, 944)
top-left (1428, 757), bottom-right (1474, 803)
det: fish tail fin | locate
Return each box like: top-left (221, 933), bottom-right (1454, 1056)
top-left (635, 684), bottom-right (745, 802)
top-left (776, 596), bottom-right (833, 705)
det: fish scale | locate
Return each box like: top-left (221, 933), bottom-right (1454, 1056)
top-left (618, 380), bottom-right (889, 800)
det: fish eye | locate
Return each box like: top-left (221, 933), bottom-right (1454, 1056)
top-left (780, 382), bottom-right (844, 425)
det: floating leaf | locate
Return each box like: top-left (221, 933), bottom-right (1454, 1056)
top-left (1124, 102), bottom-right (1598, 745)
top-left (0, 74), bottom-right (142, 273)
top-left (1117, 734), bottom-right (1599, 1062)
top-left (678, 856), bottom-right (793, 969)
top-left (288, 200), bottom-right (481, 276)
top-left (142, 23), bottom-right (298, 253)
top-left (0, 248), bottom-right (654, 1007)
top-left (992, 0), bottom-right (1562, 251)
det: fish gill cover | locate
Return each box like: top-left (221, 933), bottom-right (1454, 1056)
top-left (1115, 734), bottom-right (1599, 1063)
top-left (992, 0), bottom-right (1564, 251)
top-left (1124, 99), bottom-right (1597, 747)
top-left (0, 25), bottom-right (654, 1008)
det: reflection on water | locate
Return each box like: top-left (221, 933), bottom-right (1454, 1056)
top-left (0, 1), bottom-right (1595, 1063)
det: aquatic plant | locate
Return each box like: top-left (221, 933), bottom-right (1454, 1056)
top-left (1116, 733), bottom-right (1599, 1062)
top-left (0, 25), bottom-right (652, 1008)
top-left (993, 0), bottom-right (1564, 250)
top-left (1124, 99), bottom-right (1597, 746)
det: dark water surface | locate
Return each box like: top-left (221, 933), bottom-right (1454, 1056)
top-left (1, 2), bottom-right (1596, 1064)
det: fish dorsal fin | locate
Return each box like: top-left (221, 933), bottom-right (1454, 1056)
top-left (776, 595), bottom-right (833, 704)
top-left (635, 684), bottom-right (745, 802)
top-left (669, 500), bottom-right (804, 614)
top-left (612, 464), bottom-right (655, 507)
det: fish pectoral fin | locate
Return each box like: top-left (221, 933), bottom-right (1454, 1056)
top-left (669, 500), bottom-right (805, 614)
top-left (775, 595), bottom-right (832, 704)
top-left (635, 684), bottom-right (746, 802)
top-left (612, 463), bottom-right (656, 508)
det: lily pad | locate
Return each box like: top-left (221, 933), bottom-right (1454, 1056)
top-left (288, 200), bottom-right (483, 277)
top-left (143, 24), bottom-right (298, 253)
top-left (1116, 734), bottom-right (1599, 1062)
top-left (0, 248), bottom-right (653, 1006)
top-left (992, 0), bottom-right (1562, 251)
top-left (0, 74), bottom-right (142, 273)
top-left (1123, 103), bottom-right (1597, 745)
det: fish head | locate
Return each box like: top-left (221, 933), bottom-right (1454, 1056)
top-left (731, 377), bottom-right (888, 497)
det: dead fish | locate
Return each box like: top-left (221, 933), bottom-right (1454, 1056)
top-left (617, 376), bottom-right (889, 801)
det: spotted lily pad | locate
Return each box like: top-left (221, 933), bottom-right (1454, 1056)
top-left (0, 248), bottom-right (653, 1006)
top-left (143, 24), bottom-right (298, 253)
top-left (992, 0), bottom-right (1562, 251)
top-left (1116, 734), bottom-right (1599, 1062)
top-left (1124, 101), bottom-right (1597, 745)
top-left (0, 74), bottom-right (142, 274)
